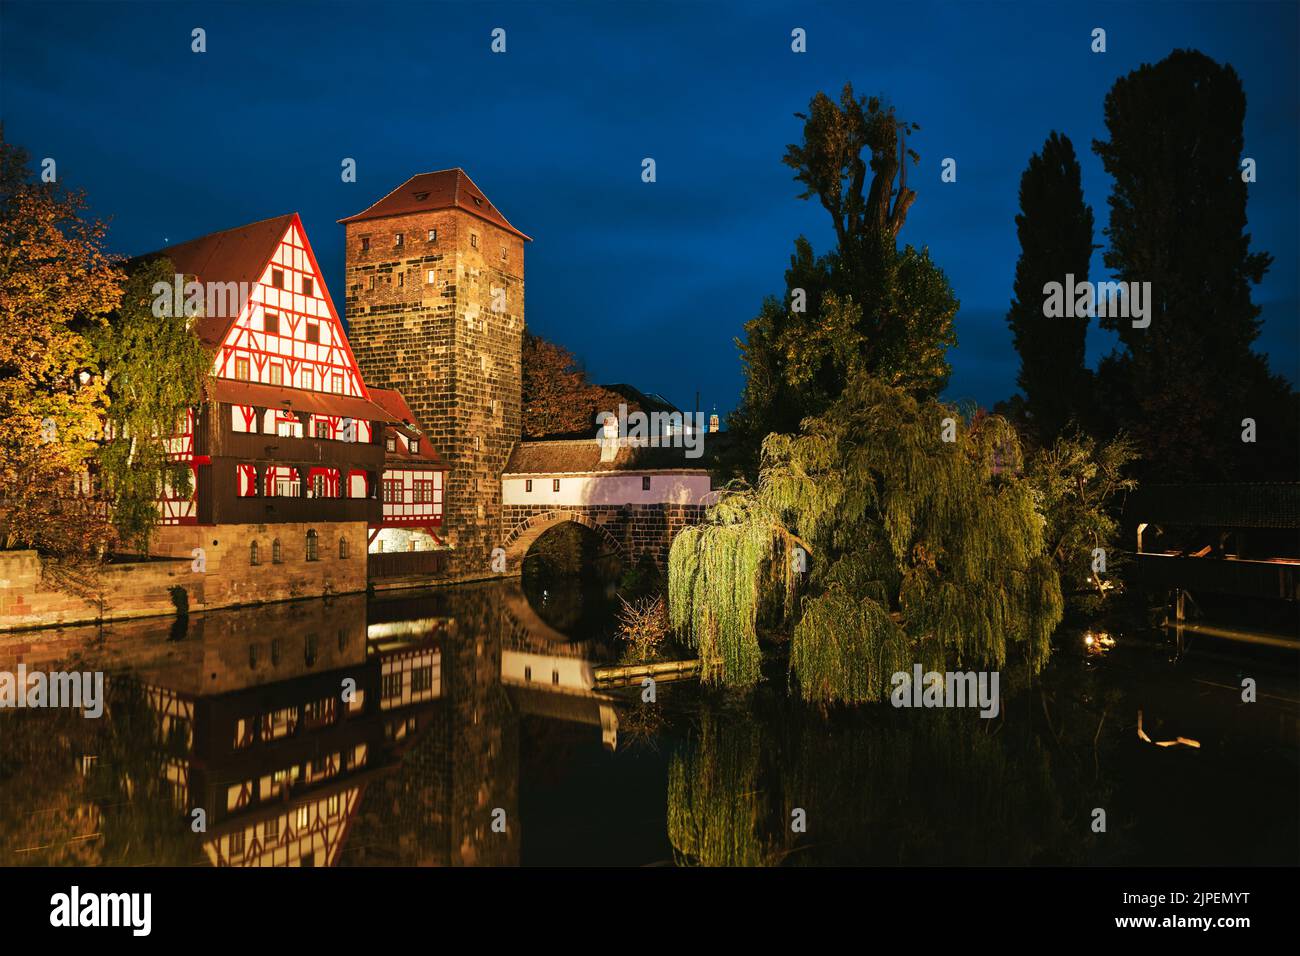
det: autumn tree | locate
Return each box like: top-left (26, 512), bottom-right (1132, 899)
top-left (521, 331), bottom-right (629, 438)
top-left (729, 84), bottom-right (959, 470)
top-left (1092, 49), bottom-right (1296, 481)
top-left (0, 131), bottom-right (119, 558)
top-left (1006, 132), bottom-right (1096, 443)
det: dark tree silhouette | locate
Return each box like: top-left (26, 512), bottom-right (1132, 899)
top-left (1006, 132), bottom-right (1095, 443)
top-left (1092, 49), bottom-right (1295, 481)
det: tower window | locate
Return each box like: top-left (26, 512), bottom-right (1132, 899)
top-left (397, 271), bottom-right (404, 287)
top-left (302, 277), bottom-right (314, 297)
top-left (306, 322), bottom-right (320, 344)
top-left (264, 312), bottom-right (280, 335)
top-left (368, 276), bottom-right (376, 291)
top-left (360, 237), bottom-right (370, 252)
top-left (339, 537), bottom-right (349, 559)
top-left (426, 270), bottom-right (436, 284)
top-left (552, 479), bottom-right (560, 492)
top-left (394, 233), bottom-right (404, 247)
top-left (470, 233), bottom-right (478, 249)
top-left (642, 476), bottom-right (651, 491)
top-left (427, 229), bottom-right (437, 242)
top-left (272, 268), bottom-right (284, 289)
top-left (525, 479), bottom-right (532, 492)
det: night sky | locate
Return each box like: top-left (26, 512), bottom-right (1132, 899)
top-left (2, 1), bottom-right (1296, 416)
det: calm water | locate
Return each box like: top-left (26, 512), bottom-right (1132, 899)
top-left (0, 577), bottom-right (1295, 866)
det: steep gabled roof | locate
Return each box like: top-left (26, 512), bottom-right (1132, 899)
top-left (368, 387), bottom-right (446, 467)
top-left (135, 213), bottom-right (296, 347)
top-left (503, 437), bottom-right (727, 475)
top-left (337, 168), bottom-right (531, 240)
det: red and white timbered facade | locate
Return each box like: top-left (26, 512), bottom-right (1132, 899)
top-left (146, 214), bottom-right (445, 537)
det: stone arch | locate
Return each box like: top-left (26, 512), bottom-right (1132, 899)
top-left (503, 509), bottom-right (625, 563)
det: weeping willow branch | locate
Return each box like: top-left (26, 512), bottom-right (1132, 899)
top-left (668, 373), bottom-right (1066, 705)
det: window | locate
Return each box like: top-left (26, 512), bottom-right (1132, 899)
top-left (500, 245), bottom-right (508, 261)
top-left (525, 479), bottom-right (532, 492)
top-left (250, 541), bottom-right (260, 566)
top-left (382, 672), bottom-right (402, 699)
top-left (302, 277), bottom-right (314, 297)
top-left (394, 233), bottom-right (404, 247)
top-left (383, 478), bottom-right (402, 504)
top-left (385, 436), bottom-right (396, 453)
top-left (305, 633), bottom-right (318, 668)
top-left (408, 437), bottom-right (418, 453)
top-left (268, 364), bottom-right (283, 386)
top-left (397, 271), bottom-right (404, 287)
top-left (271, 268), bottom-right (284, 289)
top-left (426, 269), bottom-right (436, 284)
top-left (272, 539), bottom-right (282, 564)
top-left (470, 233), bottom-right (478, 249)
top-left (249, 644), bottom-right (259, 669)
top-left (368, 276), bottom-right (376, 291)
top-left (306, 529), bottom-right (319, 561)
top-left (316, 420), bottom-right (329, 439)
top-left (297, 806), bottom-right (310, 830)
top-left (332, 373), bottom-right (343, 394)
top-left (552, 479), bottom-right (560, 492)
top-left (427, 228), bottom-right (437, 242)
top-left (312, 473), bottom-right (327, 498)
top-left (411, 666), bottom-right (433, 694)
top-left (552, 670), bottom-right (560, 685)
top-left (472, 436), bottom-right (480, 450)
top-left (264, 818), bottom-right (279, 840)
top-left (328, 794), bottom-right (341, 817)
top-left (642, 476), bottom-right (651, 491)
top-left (360, 236), bottom-right (370, 252)
top-left (338, 537), bottom-right (349, 559)
top-left (264, 312), bottom-right (279, 335)
top-left (234, 357), bottom-right (250, 381)
top-left (229, 830), bottom-right (245, 856)
top-left (306, 322), bottom-right (320, 344)
top-left (413, 479), bottom-right (433, 504)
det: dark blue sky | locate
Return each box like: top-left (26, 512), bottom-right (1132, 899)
top-left (3, 1), bottom-right (1296, 415)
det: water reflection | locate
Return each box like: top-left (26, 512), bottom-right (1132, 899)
top-left (0, 584), bottom-right (1295, 866)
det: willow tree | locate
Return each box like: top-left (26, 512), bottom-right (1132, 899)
top-left (670, 369), bottom-right (1064, 704)
top-left (93, 256), bottom-right (211, 553)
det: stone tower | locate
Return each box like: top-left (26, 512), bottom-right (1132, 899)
top-left (340, 170), bottom-right (528, 571)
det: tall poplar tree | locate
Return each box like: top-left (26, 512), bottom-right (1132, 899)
top-left (1092, 49), bottom-right (1294, 480)
top-left (1006, 132), bottom-right (1095, 442)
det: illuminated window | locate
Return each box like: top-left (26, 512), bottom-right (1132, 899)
top-left (234, 357), bottom-right (250, 381)
top-left (470, 233), bottom-right (478, 248)
top-left (272, 539), bottom-right (282, 564)
top-left (268, 364), bottom-right (283, 386)
top-left (427, 229), bottom-right (437, 242)
top-left (426, 269), bottom-right (436, 284)
top-left (312, 473), bottom-right (327, 498)
top-left (316, 420), bottom-right (329, 439)
top-left (249, 541), bottom-right (260, 566)
top-left (385, 435), bottom-right (396, 453)
top-left (264, 818), bottom-right (279, 840)
top-left (408, 437), bottom-right (418, 453)
top-left (229, 830), bottom-right (245, 856)
top-left (297, 806), bottom-right (309, 829)
top-left (332, 373), bottom-right (343, 393)
top-left (394, 233), bottom-right (404, 247)
top-left (306, 529), bottom-right (319, 561)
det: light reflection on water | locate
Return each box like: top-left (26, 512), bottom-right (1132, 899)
top-left (0, 580), bottom-right (1295, 866)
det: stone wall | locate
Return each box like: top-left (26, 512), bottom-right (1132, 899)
top-left (501, 503), bottom-right (706, 570)
top-left (1, 520), bottom-right (368, 632)
top-left (343, 205), bottom-right (525, 579)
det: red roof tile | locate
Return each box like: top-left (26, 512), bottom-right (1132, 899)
top-left (208, 378), bottom-right (397, 426)
top-left (137, 213), bottom-right (296, 347)
top-left (337, 169), bottom-right (531, 240)
top-left (368, 387), bottom-right (445, 467)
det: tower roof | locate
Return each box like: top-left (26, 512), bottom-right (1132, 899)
top-left (337, 168), bottom-right (531, 240)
